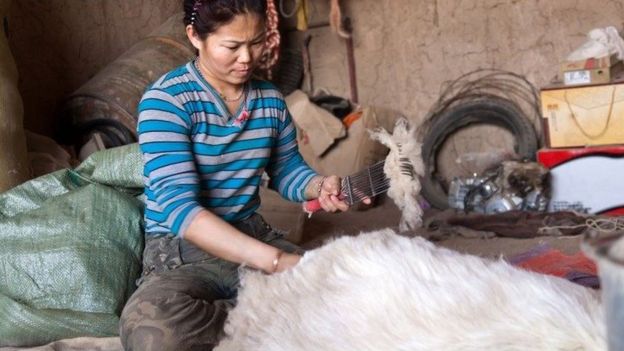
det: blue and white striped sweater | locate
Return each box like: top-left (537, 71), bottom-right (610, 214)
top-left (138, 62), bottom-right (317, 237)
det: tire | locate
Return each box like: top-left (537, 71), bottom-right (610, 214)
top-left (421, 97), bottom-right (538, 209)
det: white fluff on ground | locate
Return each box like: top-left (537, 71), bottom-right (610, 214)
top-left (369, 118), bottom-right (425, 231)
top-left (216, 229), bottom-right (605, 351)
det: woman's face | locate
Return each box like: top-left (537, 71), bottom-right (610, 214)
top-left (191, 13), bottom-right (266, 87)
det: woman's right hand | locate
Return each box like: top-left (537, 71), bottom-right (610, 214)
top-left (274, 252), bottom-right (301, 273)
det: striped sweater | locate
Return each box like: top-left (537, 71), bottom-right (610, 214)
top-left (138, 62), bottom-right (317, 237)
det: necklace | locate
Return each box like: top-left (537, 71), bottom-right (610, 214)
top-left (194, 59), bottom-right (245, 102)
top-left (219, 89), bottom-right (245, 102)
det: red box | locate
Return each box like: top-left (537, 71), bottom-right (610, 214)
top-left (537, 145), bottom-right (624, 215)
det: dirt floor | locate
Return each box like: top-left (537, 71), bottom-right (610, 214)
top-left (258, 187), bottom-right (586, 260)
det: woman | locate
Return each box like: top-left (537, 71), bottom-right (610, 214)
top-left (120, 1), bottom-right (359, 350)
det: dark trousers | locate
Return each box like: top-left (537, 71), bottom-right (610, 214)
top-left (119, 213), bottom-right (301, 351)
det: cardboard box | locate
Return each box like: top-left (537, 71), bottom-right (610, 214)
top-left (561, 63), bottom-right (623, 86)
top-left (537, 146), bottom-right (624, 214)
top-left (560, 53), bottom-right (619, 73)
top-left (540, 81), bottom-right (624, 147)
top-left (285, 90), bottom-right (346, 157)
top-left (560, 54), bottom-right (623, 86)
top-left (294, 106), bottom-right (399, 177)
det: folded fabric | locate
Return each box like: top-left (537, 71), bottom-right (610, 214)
top-left (508, 243), bottom-right (599, 288)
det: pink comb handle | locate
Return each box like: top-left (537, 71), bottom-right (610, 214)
top-left (302, 198), bottom-right (323, 216)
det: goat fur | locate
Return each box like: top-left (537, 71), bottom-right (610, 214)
top-left (369, 118), bottom-right (425, 231)
top-left (216, 230), bottom-right (605, 351)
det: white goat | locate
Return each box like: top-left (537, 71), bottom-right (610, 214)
top-left (216, 229), bottom-right (605, 351)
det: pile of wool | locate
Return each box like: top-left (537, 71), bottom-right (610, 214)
top-left (216, 230), bottom-right (605, 351)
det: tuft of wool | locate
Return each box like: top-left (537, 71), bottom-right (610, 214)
top-left (369, 117), bottom-right (425, 231)
top-left (216, 230), bottom-right (606, 351)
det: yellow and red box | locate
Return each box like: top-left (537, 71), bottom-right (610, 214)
top-left (540, 78), bottom-right (624, 148)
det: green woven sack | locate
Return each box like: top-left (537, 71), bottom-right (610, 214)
top-left (0, 144), bottom-right (145, 347)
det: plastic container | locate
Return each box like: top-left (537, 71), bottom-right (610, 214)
top-left (582, 229), bottom-right (624, 351)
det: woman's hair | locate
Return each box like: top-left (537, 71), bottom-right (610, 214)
top-left (183, 0), bottom-right (267, 40)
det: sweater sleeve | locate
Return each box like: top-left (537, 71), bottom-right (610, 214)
top-left (266, 108), bottom-right (318, 202)
top-left (138, 88), bottom-right (203, 237)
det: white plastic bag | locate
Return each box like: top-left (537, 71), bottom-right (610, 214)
top-left (567, 26), bottom-right (624, 61)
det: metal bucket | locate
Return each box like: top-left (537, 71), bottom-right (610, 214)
top-left (60, 13), bottom-right (195, 148)
top-left (582, 229), bottom-right (624, 351)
